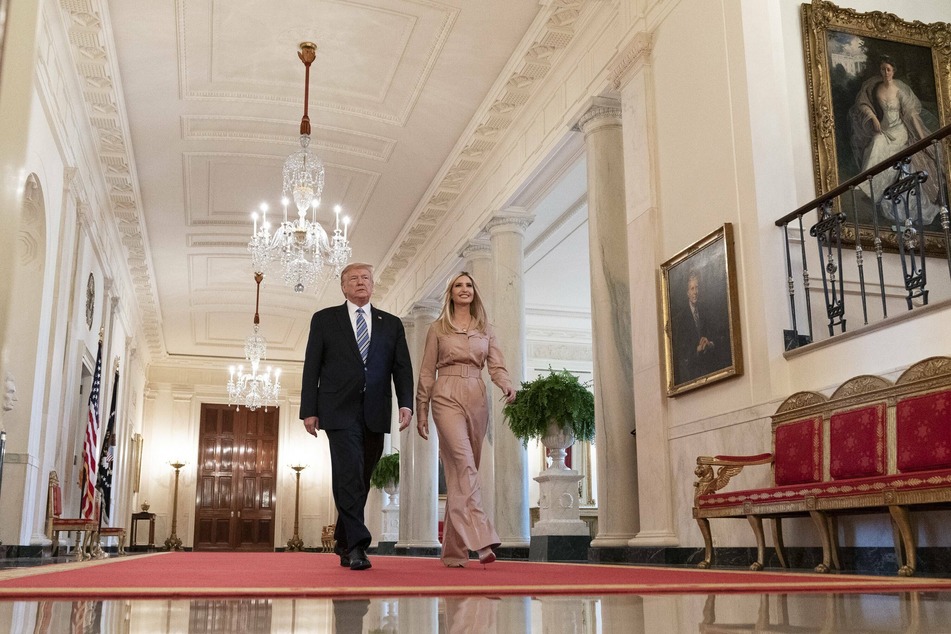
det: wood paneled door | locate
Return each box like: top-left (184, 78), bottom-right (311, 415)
top-left (194, 404), bottom-right (279, 551)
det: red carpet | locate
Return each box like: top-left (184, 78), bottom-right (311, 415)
top-left (2, 552), bottom-right (951, 600)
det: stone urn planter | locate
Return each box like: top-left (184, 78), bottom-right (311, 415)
top-left (541, 421), bottom-right (574, 471)
top-left (502, 370), bottom-right (595, 560)
top-left (371, 451), bottom-right (401, 542)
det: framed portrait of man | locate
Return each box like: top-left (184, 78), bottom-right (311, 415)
top-left (801, 1), bottom-right (951, 255)
top-left (661, 224), bottom-right (743, 397)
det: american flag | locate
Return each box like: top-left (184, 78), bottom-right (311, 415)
top-left (96, 366), bottom-right (119, 522)
top-left (80, 338), bottom-right (103, 519)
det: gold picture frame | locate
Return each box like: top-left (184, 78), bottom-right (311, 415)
top-left (661, 224), bottom-right (743, 397)
top-left (801, 1), bottom-right (951, 254)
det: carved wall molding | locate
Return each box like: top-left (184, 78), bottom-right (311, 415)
top-left (610, 31), bottom-right (652, 90)
top-left (57, 0), bottom-right (163, 359)
top-left (374, 0), bottom-right (594, 298)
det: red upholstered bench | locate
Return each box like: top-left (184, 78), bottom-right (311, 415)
top-left (693, 356), bottom-right (951, 576)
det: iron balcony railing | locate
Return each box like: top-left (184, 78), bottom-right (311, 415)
top-left (776, 123), bottom-right (951, 350)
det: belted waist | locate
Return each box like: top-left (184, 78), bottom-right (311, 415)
top-left (438, 364), bottom-right (481, 378)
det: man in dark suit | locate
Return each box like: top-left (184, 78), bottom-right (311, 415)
top-left (673, 268), bottom-right (730, 384)
top-left (300, 262), bottom-right (414, 570)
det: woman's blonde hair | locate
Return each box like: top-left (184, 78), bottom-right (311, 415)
top-left (434, 271), bottom-right (487, 335)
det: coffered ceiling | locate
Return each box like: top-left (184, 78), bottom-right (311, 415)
top-left (55, 0), bottom-right (590, 365)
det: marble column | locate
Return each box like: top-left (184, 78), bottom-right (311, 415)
top-left (461, 238), bottom-right (496, 520)
top-left (396, 301), bottom-right (442, 549)
top-left (573, 98), bottom-right (640, 546)
top-left (614, 35), bottom-right (678, 547)
top-left (486, 210), bottom-right (533, 548)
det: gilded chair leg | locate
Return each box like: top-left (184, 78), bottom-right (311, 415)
top-left (747, 515), bottom-right (766, 571)
top-left (697, 518), bottom-right (713, 568)
top-left (890, 514), bottom-right (905, 568)
top-left (889, 505), bottom-right (916, 576)
top-left (829, 515), bottom-right (841, 571)
top-left (771, 518), bottom-right (787, 568)
top-left (73, 532), bottom-right (85, 562)
top-left (809, 511), bottom-right (832, 573)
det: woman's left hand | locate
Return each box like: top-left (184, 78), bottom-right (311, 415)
top-left (502, 386), bottom-right (517, 404)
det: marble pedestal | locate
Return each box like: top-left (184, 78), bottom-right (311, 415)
top-left (381, 486), bottom-right (399, 543)
top-left (530, 468), bottom-right (590, 561)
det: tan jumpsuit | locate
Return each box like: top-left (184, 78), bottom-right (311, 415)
top-left (416, 323), bottom-right (514, 566)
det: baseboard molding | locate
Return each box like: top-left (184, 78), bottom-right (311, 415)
top-left (588, 545), bottom-right (951, 575)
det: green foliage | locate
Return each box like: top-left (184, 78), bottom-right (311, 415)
top-left (370, 450), bottom-right (400, 489)
top-left (502, 369), bottom-right (595, 446)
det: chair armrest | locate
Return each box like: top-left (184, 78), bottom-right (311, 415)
top-left (694, 453), bottom-right (774, 502)
top-left (699, 453), bottom-right (773, 467)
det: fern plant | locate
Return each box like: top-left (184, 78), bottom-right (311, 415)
top-left (502, 369), bottom-right (595, 447)
top-left (370, 450), bottom-right (400, 489)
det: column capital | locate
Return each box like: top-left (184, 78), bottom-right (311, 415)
top-left (572, 97), bottom-right (622, 135)
top-left (460, 238), bottom-right (492, 262)
top-left (485, 208), bottom-right (534, 236)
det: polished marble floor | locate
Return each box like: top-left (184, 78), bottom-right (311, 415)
top-left (3, 557), bottom-right (951, 632)
top-left (3, 592), bottom-right (951, 633)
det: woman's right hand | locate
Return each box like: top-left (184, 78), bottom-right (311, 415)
top-left (417, 416), bottom-right (429, 440)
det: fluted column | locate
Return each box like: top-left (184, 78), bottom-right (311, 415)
top-left (486, 211), bottom-right (533, 548)
top-left (573, 98), bottom-right (640, 546)
top-left (461, 239), bottom-right (496, 520)
top-left (397, 301), bottom-right (442, 549)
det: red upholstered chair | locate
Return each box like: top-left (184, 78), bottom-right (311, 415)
top-left (96, 504), bottom-right (127, 556)
top-left (830, 403), bottom-right (887, 480)
top-left (321, 523), bottom-right (336, 552)
top-left (46, 471), bottom-right (97, 560)
top-left (897, 389), bottom-right (951, 473)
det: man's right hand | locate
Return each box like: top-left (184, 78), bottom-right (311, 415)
top-left (303, 416), bottom-right (320, 437)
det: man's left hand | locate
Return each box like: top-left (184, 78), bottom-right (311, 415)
top-left (398, 407), bottom-right (412, 431)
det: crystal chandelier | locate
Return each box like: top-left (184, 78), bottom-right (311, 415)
top-left (228, 273), bottom-right (282, 411)
top-left (247, 41), bottom-right (352, 292)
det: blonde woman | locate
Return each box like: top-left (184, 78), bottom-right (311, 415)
top-left (413, 272), bottom-right (517, 567)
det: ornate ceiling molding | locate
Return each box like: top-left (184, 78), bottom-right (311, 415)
top-left (58, 0), bottom-right (164, 359)
top-left (374, 0), bottom-right (594, 298)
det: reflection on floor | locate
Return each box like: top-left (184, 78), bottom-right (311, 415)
top-left (4, 556), bottom-right (951, 632)
top-left (2, 592), bottom-right (951, 633)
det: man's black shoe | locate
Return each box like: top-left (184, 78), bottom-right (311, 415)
top-left (334, 545), bottom-right (350, 567)
top-left (348, 547), bottom-right (371, 570)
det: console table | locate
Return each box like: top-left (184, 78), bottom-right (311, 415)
top-left (130, 510), bottom-right (156, 549)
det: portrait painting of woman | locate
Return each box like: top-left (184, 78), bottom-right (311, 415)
top-left (849, 55), bottom-right (941, 224)
top-left (822, 28), bottom-right (945, 229)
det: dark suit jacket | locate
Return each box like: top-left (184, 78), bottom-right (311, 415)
top-left (673, 301), bottom-right (730, 384)
top-left (299, 302), bottom-right (414, 434)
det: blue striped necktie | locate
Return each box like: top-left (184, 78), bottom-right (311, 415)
top-left (356, 308), bottom-right (369, 364)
